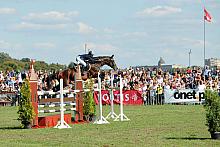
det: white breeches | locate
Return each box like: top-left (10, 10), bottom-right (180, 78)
top-left (76, 56), bottom-right (87, 67)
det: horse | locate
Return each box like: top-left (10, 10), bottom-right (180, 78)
top-left (81, 55), bottom-right (118, 80)
top-left (44, 67), bottom-right (76, 91)
top-left (45, 55), bottom-right (117, 90)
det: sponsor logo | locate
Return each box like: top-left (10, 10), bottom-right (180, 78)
top-left (173, 91), bottom-right (204, 101)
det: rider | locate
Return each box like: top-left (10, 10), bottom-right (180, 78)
top-left (76, 51), bottom-right (95, 70)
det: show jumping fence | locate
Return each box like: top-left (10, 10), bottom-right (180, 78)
top-left (94, 72), bottom-right (130, 124)
top-left (28, 61), bottom-right (130, 128)
top-left (29, 64), bottom-right (84, 128)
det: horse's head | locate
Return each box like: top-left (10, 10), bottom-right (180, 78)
top-left (45, 73), bottom-right (57, 90)
top-left (108, 55), bottom-right (118, 70)
top-left (92, 55), bottom-right (118, 71)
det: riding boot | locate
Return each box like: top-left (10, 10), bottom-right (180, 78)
top-left (81, 65), bottom-right (86, 73)
top-left (85, 64), bottom-right (90, 71)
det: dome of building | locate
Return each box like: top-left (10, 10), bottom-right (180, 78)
top-left (158, 57), bottom-right (165, 66)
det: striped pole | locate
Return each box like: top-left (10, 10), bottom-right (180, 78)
top-left (54, 79), bottom-right (71, 129)
top-left (114, 75), bottom-right (130, 121)
top-left (106, 71), bottom-right (118, 119)
top-left (98, 72), bottom-right (103, 120)
top-left (38, 108), bottom-right (76, 113)
top-left (120, 75), bottom-right (123, 120)
top-left (38, 103), bottom-right (76, 108)
top-left (94, 72), bottom-right (109, 124)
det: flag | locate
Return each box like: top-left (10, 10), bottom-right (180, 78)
top-left (204, 8), bottom-right (212, 22)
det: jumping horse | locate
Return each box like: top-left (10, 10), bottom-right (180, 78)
top-left (45, 55), bottom-right (117, 90)
top-left (81, 55), bottom-right (117, 80)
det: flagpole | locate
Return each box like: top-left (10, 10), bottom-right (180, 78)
top-left (203, 9), bottom-right (206, 69)
top-left (203, 6), bottom-right (212, 70)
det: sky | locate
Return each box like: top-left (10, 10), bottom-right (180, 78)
top-left (0, 0), bottom-right (219, 68)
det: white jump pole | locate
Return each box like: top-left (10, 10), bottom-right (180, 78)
top-left (106, 71), bottom-right (118, 119)
top-left (94, 72), bottom-right (109, 124)
top-left (114, 75), bottom-right (130, 121)
top-left (54, 79), bottom-right (71, 129)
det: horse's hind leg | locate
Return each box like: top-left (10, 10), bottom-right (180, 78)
top-left (63, 77), bottom-right (68, 88)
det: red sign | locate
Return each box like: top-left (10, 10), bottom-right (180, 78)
top-left (94, 90), bottom-right (143, 105)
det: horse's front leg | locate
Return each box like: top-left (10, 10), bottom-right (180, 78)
top-left (81, 72), bottom-right (88, 80)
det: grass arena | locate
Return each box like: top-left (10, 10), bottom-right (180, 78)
top-left (1, 105), bottom-right (220, 146)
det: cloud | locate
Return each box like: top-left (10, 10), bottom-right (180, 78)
top-left (33, 42), bottom-right (56, 49)
top-left (12, 22), bottom-right (68, 31)
top-left (209, 1), bottom-right (220, 8)
top-left (164, 0), bottom-right (200, 6)
top-left (0, 8), bottom-right (16, 15)
top-left (103, 28), bottom-right (114, 33)
top-left (22, 11), bottom-right (79, 23)
top-left (165, 37), bottom-right (207, 47)
top-left (161, 37), bottom-right (207, 48)
top-left (71, 42), bottom-right (118, 55)
top-left (136, 6), bottom-right (181, 17)
top-left (0, 40), bottom-right (10, 48)
top-left (180, 38), bottom-right (204, 47)
top-left (11, 21), bottom-right (98, 34)
top-left (77, 22), bottom-right (96, 34)
top-left (0, 40), bottom-right (22, 53)
top-left (123, 32), bottom-right (148, 38)
top-left (86, 42), bottom-right (117, 52)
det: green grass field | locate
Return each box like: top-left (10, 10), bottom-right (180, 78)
top-left (0, 105), bottom-right (220, 147)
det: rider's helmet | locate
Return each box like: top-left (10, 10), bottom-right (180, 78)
top-left (88, 50), bottom-right (93, 56)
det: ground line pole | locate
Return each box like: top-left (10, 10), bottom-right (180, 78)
top-left (98, 72), bottom-right (103, 121)
top-left (110, 72), bottom-right (117, 117)
top-left (54, 79), bottom-right (71, 129)
top-left (114, 75), bottom-right (130, 121)
top-left (106, 71), bottom-right (118, 119)
top-left (120, 75), bottom-right (123, 120)
top-left (94, 72), bottom-right (109, 124)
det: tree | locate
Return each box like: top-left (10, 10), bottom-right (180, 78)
top-left (83, 79), bottom-right (96, 122)
top-left (0, 52), bottom-right (11, 63)
top-left (68, 62), bottom-right (76, 69)
top-left (20, 58), bottom-right (30, 62)
top-left (204, 90), bottom-right (220, 139)
top-left (3, 61), bottom-right (18, 69)
top-left (0, 52), bottom-right (66, 72)
top-left (17, 79), bottom-right (35, 128)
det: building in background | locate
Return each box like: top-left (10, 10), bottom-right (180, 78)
top-left (133, 57), bottom-right (186, 72)
top-left (158, 57), bottom-right (165, 67)
top-left (205, 58), bottom-right (220, 69)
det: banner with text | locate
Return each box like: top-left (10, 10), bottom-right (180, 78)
top-left (164, 89), bottom-right (205, 104)
top-left (94, 90), bottom-right (143, 105)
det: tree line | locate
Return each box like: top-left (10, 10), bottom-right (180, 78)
top-left (0, 52), bottom-right (66, 72)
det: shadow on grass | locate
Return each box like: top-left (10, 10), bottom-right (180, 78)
top-left (166, 137), bottom-right (212, 140)
top-left (0, 126), bottom-right (22, 130)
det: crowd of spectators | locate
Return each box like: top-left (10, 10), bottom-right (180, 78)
top-left (0, 70), bottom-right (22, 92)
top-left (0, 69), bottom-right (58, 92)
top-left (102, 66), bottom-right (219, 91)
top-left (1, 66), bottom-right (220, 104)
top-left (101, 66), bottom-right (220, 105)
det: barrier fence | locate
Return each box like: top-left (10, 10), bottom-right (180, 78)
top-left (93, 88), bottom-right (206, 105)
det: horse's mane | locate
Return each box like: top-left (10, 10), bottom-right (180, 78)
top-left (93, 56), bottom-right (113, 60)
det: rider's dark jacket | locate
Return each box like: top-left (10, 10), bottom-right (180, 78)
top-left (79, 53), bottom-right (95, 63)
